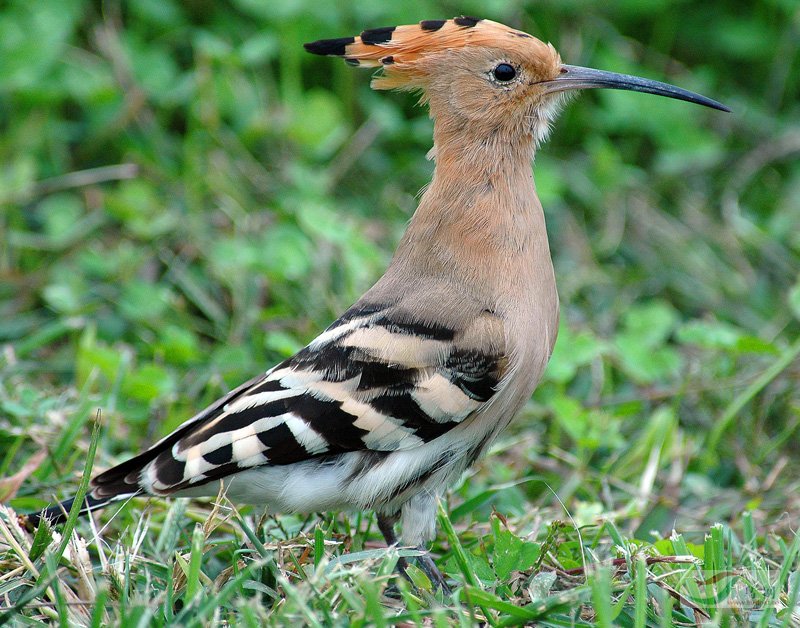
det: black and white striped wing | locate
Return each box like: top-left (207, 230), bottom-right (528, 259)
top-left (91, 304), bottom-right (506, 498)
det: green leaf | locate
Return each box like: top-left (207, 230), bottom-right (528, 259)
top-left (676, 319), bottom-right (742, 348)
top-left (156, 326), bottom-right (201, 365)
top-left (209, 236), bottom-right (261, 279)
top-left (240, 33), bottom-right (279, 65)
top-left (734, 335), bottom-right (779, 355)
top-left (105, 180), bottom-right (178, 238)
top-left (118, 281), bottom-right (173, 323)
top-left (122, 364), bottom-right (176, 403)
top-left (621, 300), bottom-right (679, 348)
top-left (532, 156), bottom-right (567, 207)
top-left (287, 89), bottom-right (346, 151)
top-left (75, 327), bottom-right (125, 388)
top-left (789, 280), bottom-right (800, 321)
top-left (444, 550), bottom-right (495, 584)
top-left (492, 520), bottom-right (541, 581)
top-left (122, 34), bottom-right (181, 103)
top-left (264, 330), bottom-right (303, 357)
top-left (0, 0), bottom-right (82, 90)
top-left (39, 193), bottom-right (85, 243)
top-left (615, 336), bottom-right (682, 384)
top-left (42, 282), bottom-right (85, 315)
top-left (259, 225), bottom-right (313, 281)
top-left (613, 300), bottom-right (685, 382)
top-left (28, 518), bottom-right (53, 562)
top-left (549, 394), bottom-right (587, 442)
top-left (545, 323), bottom-right (605, 384)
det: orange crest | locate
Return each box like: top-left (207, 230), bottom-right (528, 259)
top-left (305, 16), bottom-right (544, 90)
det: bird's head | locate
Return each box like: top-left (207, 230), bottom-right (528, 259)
top-left (305, 17), bottom-right (728, 145)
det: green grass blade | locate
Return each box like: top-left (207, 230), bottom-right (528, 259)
top-left (634, 555), bottom-right (647, 628)
top-left (705, 336), bottom-right (800, 463)
top-left (185, 523), bottom-right (205, 602)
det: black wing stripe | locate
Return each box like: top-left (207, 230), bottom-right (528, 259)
top-left (369, 315), bottom-right (456, 341)
top-left (153, 452), bottom-right (187, 488)
top-left (293, 344), bottom-right (421, 389)
top-left (202, 443), bottom-right (233, 465)
top-left (445, 349), bottom-right (502, 401)
top-left (369, 393), bottom-right (459, 441)
top-left (331, 302), bottom-right (390, 326)
top-left (257, 422), bottom-right (309, 464)
top-left (287, 395), bottom-right (367, 451)
top-left (181, 403), bottom-right (283, 448)
top-left (248, 377), bottom-right (290, 394)
top-left (292, 345), bottom-right (359, 381)
top-left (357, 362), bottom-right (418, 390)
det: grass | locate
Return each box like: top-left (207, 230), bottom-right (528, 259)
top-left (2, 468), bottom-right (799, 624)
top-left (1, 0), bottom-right (799, 625)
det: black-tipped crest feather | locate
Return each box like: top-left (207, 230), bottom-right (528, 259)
top-left (304, 36), bottom-right (355, 56)
top-left (360, 26), bottom-right (396, 45)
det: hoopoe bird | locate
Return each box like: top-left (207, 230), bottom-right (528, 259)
top-left (26, 17), bottom-right (728, 589)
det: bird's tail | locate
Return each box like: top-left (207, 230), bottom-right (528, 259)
top-left (20, 417), bottom-right (190, 530)
top-left (21, 491), bottom-right (139, 529)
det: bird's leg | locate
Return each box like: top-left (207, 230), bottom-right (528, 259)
top-left (376, 512), bottom-right (450, 593)
top-left (377, 511), bottom-right (410, 598)
top-left (376, 511), bottom-right (400, 545)
top-left (376, 512), bottom-right (411, 573)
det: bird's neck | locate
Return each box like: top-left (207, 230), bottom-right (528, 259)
top-left (429, 115), bottom-right (537, 178)
top-left (391, 118), bottom-right (552, 289)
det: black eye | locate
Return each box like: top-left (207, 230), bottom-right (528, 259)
top-left (492, 63), bottom-right (516, 82)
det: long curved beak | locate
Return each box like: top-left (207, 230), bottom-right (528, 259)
top-left (545, 64), bottom-right (730, 112)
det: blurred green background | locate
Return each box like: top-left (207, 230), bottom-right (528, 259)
top-left (1, 0), bottom-right (798, 533)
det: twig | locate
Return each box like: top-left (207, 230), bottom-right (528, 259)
top-left (32, 164), bottom-right (139, 197)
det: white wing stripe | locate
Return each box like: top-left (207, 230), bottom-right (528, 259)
top-left (182, 455), bottom-right (212, 483)
top-left (413, 373), bottom-right (480, 423)
top-left (285, 416), bottom-right (329, 455)
top-left (306, 317), bottom-right (368, 350)
top-left (274, 368), bottom-right (325, 388)
top-left (225, 388), bottom-right (303, 413)
top-left (306, 377), bottom-right (360, 402)
top-left (340, 326), bottom-right (447, 366)
top-left (232, 433), bottom-right (266, 463)
top-left (347, 400), bottom-right (424, 450)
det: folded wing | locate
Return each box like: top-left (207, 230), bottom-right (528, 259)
top-left (91, 301), bottom-right (507, 499)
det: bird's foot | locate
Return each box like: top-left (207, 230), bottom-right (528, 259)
top-left (376, 513), bottom-right (450, 593)
top-left (414, 547), bottom-right (451, 593)
top-left (394, 546), bottom-right (451, 594)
